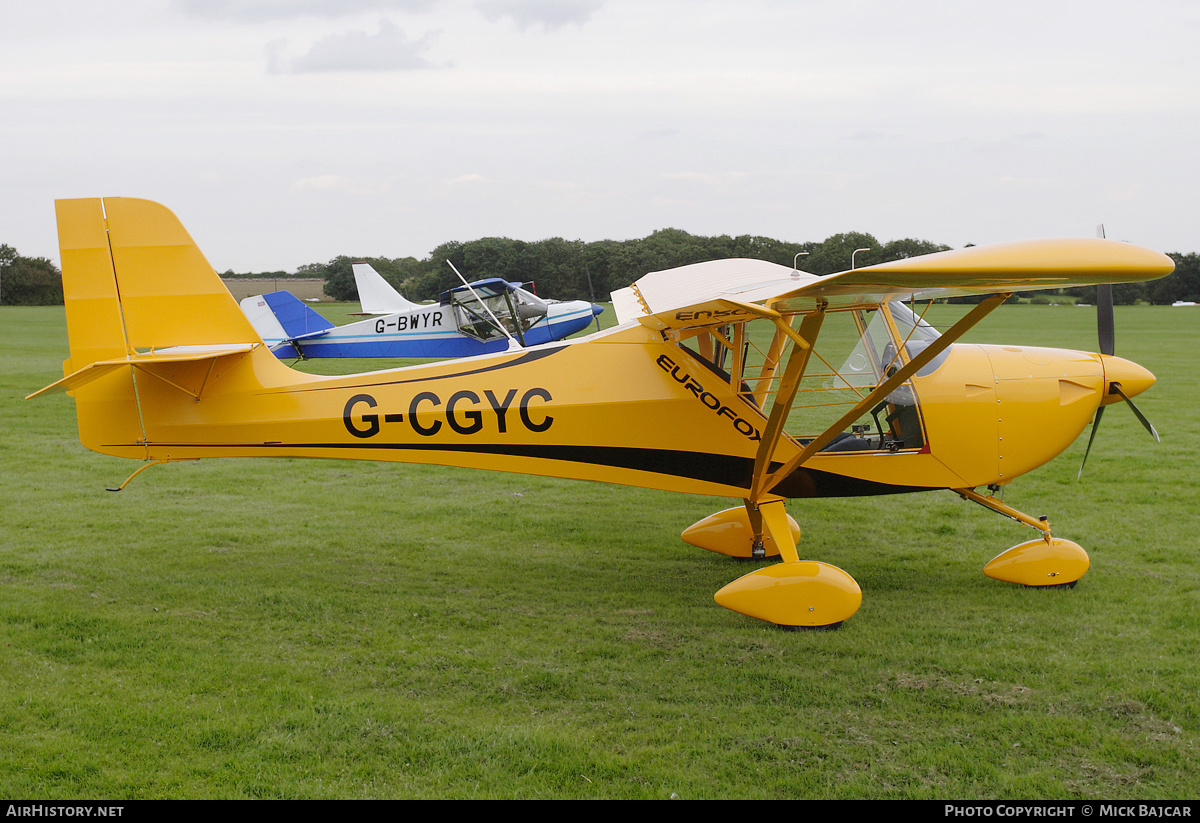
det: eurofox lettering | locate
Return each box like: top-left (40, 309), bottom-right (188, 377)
top-left (656, 354), bottom-right (762, 442)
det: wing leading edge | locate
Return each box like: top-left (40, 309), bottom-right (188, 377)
top-left (614, 238), bottom-right (1175, 328)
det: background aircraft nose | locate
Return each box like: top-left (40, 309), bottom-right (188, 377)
top-left (1098, 355), bottom-right (1156, 404)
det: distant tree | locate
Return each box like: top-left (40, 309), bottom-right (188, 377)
top-left (385, 257), bottom-right (425, 293)
top-left (880, 238), bottom-right (952, 261)
top-left (319, 256), bottom-right (357, 301)
top-left (296, 262), bottom-right (326, 278)
top-left (407, 240), bottom-right (467, 301)
top-left (1, 244), bottom-right (63, 305)
top-left (802, 232), bottom-right (882, 275)
top-left (577, 238), bottom-right (621, 299)
top-left (728, 234), bottom-right (815, 268)
top-left (306, 229), bottom-right (1124, 306)
top-left (1146, 253), bottom-right (1200, 304)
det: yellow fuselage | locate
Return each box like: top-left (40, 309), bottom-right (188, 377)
top-left (74, 320), bottom-right (1149, 501)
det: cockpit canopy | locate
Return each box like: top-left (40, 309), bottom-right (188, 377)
top-left (675, 300), bottom-right (949, 454)
top-left (439, 278), bottom-right (550, 344)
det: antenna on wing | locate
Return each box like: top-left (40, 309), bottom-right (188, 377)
top-left (585, 264), bottom-right (602, 333)
top-left (446, 260), bottom-right (523, 351)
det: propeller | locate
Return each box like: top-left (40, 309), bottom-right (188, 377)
top-left (1078, 227), bottom-right (1160, 479)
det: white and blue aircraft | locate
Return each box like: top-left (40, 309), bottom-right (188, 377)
top-left (241, 262), bottom-right (603, 359)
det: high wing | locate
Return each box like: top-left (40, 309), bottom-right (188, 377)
top-left (614, 238), bottom-right (1175, 329)
top-left (34, 197), bottom-right (1177, 627)
top-left (611, 239), bottom-right (1174, 503)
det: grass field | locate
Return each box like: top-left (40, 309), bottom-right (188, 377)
top-left (1, 303), bottom-right (1197, 799)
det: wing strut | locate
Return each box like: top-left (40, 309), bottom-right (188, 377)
top-left (748, 308), bottom-right (826, 501)
top-left (748, 293), bottom-right (1010, 502)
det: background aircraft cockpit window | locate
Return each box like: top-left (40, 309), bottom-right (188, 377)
top-left (447, 282), bottom-right (550, 344)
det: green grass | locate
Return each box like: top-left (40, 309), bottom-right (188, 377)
top-left (1, 304), bottom-right (1197, 798)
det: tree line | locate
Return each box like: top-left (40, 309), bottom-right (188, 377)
top-left (308, 230), bottom-right (952, 303)
top-left (297, 229), bottom-right (1200, 307)
top-left (3, 232), bottom-right (1199, 306)
top-left (0, 244), bottom-right (63, 306)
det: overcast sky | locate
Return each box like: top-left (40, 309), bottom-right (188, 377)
top-left (3, 0), bottom-right (1197, 272)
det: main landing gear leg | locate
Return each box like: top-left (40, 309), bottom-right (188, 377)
top-left (680, 500), bottom-right (798, 559)
top-left (955, 488), bottom-right (1090, 588)
top-left (685, 499), bottom-right (862, 629)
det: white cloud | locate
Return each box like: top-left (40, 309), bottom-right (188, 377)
top-left (173, 0), bottom-right (435, 22)
top-left (280, 18), bottom-right (441, 72)
top-left (475, 0), bottom-right (604, 30)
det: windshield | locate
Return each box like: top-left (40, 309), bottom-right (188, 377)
top-left (839, 302), bottom-right (947, 381)
top-left (448, 283), bottom-right (550, 344)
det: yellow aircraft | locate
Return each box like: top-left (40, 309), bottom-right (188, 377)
top-left (31, 198), bottom-right (1174, 628)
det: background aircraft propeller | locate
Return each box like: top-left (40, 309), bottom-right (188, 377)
top-left (1078, 227), bottom-right (1160, 479)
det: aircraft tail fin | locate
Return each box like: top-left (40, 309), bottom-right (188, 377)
top-left (57, 198), bottom-right (263, 357)
top-left (42, 197), bottom-right (291, 457)
top-left (239, 291), bottom-right (335, 357)
top-left (353, 262), bottom-right (423, 314)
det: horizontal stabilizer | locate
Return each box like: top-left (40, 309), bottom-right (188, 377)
top-left (27, 345), bottom-right (258, 400)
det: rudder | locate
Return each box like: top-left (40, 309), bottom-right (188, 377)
top-left (101, 197), bottom-right (260, 350)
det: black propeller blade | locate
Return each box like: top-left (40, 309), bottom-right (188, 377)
top-left (585, 265), bottom-right (602, 334)
top-left (1111, 383), bottom-right (1161, 443)
top-left (1097, 282), bottom-right (1115, 357)
top-left (1096, 224), bottom-right (1115, 357)
top-left (1077, 405), bottom-right (1105, 480)
top-left (1078, 226), bottom-right (1159, 478)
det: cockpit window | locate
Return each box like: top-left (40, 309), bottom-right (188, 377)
top-left (788, 308), bottom-right (926, 451)
top-left (444, 281), bottom-right (550, 344)
top-left (675, 304), bottom-right (939, 454)
top-left (845, 302), bottom-right (948, 380)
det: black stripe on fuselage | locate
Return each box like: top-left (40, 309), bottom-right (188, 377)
top-left (115, 438), bottom-right (931, 498)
